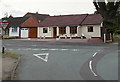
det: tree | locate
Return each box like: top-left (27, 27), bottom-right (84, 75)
top-left (115, 6), bottom-right (120, 34)
top-left (93, 0), bottom-right (120, 40)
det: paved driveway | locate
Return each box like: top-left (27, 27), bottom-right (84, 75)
top-left (3, 40), bottom-right (118, 80)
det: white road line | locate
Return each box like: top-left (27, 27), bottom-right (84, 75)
top-left (32, 49), bottom-right (39, 50)
top-left (49, 49), bottom-right (58, 51)
top-left (7, 48), bottom-right (81, 52)
top-left (93, 52), bottom-right (98, 57)
top-left (41, 49), bottom-right (48, 51)
top-left (60, 49), bottom-right (69, 51)
top-left (33, 53), bottom-right (49, 62)
top-left (72, 49), bottom-right (79, 51)
top-left (89, 60), bottom-right (98, 77)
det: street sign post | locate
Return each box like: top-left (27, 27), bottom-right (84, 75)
top-left (0, 22), bottom-right (9, 54)
top-left (0, 22), bottom-right (9, 30)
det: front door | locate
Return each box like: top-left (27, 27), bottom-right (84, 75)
top-left (53, 27), bottom-right (57, 38)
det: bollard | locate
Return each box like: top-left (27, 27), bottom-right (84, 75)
top-left (43, 36), bottom-right (46, 40)
top-left (2, 47), bottom-right (5, 54)
top-left (65, 35), bottom-right (67, 39)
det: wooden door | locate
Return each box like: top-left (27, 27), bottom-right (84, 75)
top-left (29, 27), bottom-right (37, 38)
top-left (53, 27), bottom-right (57, 38)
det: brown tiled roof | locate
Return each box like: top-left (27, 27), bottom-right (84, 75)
top-left (39, 14), bottom-right (103, 27)
top-left (81, 14), bottom-right (103, 25)
top-left (24, 12), bottom-right (50, 21)
top-left (39, 14), bottom-right (88, 27)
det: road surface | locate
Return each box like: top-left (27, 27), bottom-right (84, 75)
top-left (3, 39), bottom-right (118, 80)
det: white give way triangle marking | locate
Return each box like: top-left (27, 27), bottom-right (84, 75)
top-left (33, 53), bottom-right (49, 62)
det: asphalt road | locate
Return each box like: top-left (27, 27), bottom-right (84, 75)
top-left (3, 39), bottom-right (118, 80)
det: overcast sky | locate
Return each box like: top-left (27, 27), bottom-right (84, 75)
top-left (0, 0), bottom-right (96, 18)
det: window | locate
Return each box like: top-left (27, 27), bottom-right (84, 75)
top-left (70, 26), bottom-right (77, 34)
top-left (43, 28), bottom-right (48, 33)
top-left (88, 26), bottom-right (93, 32)
top-left (59, 27), bottom-right (66, 35)
top-left (12, 27), bottom-right (17, 32)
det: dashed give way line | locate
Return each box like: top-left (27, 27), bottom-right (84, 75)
top-left (33, 53), bottom-right (49, 62)
top-left (7, 48), bottom-right (80, 51)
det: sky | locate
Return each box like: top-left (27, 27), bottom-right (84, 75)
top-left (0, 0), bottom-right (96, 18)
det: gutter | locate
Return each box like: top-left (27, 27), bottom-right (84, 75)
top-left (10, 56), bottom-right (21, 80)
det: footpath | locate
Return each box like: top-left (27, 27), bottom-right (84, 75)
top-left (13, 38), bottom-right (105, 43)
top-left (0, 54), bottom-right (19, 80)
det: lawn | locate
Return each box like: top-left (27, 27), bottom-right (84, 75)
top-left (113, 34), bottom-right (120, 42)
top-left (2, 52), bottom-right (19, 59)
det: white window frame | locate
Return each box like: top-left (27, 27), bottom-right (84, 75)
top-left (11, 27), bottom-right (17, 33)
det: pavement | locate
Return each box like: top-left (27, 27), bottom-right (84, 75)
top-left (2, 55), bottom-right (17, 80)
top-left (14, 38), bottom-right (89, 43)
top-left (3, 39), bottom-right (118, 80)
top-left (0, 40), bottom-right (18, 80)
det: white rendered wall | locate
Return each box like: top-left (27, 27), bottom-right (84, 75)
top-left (80, 25), bottom-right (101, 38)
top-left (39, 25), bottom-right (101, 38)
top-left (38, 27), bottom-right (53, 38)
top-left (9, 27), bottom-right (19, 37)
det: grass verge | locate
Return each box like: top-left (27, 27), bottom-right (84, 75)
top-left (2, 52), bottom-right (19, 59)
top-left (113, 37), bottom-right (120, 42)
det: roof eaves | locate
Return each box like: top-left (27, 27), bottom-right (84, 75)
top-left (81, 23), bottom-right (101, 26)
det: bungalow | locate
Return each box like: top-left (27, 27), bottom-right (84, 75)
top-left (39, 14), bottom-right (103, 39)
top-left (2, 12), bottom-right (49, 38)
